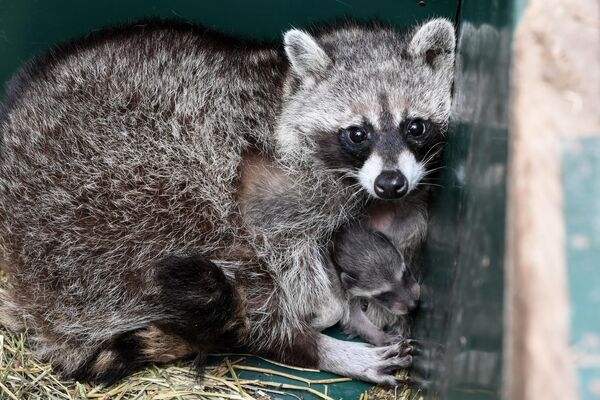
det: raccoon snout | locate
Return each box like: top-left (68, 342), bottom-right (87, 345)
top-left (406, 299), bottom-right (419, 312)
top-left (374, 170), bottom-right (408, 199)
top-left (410, 282), bottom-right (421, 301)
top-left (389, 299), bottom-right (418, 315)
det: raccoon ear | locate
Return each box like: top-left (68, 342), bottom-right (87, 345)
top-left (409, 19), bottom-right (456, 71)
top-left (284, 29), bottom-right (332, 85)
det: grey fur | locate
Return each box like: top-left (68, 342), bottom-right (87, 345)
top-left (0, 18), bottom-right (455, 384)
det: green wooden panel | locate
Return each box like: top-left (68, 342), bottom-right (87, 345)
top-left (0, 0), bottom-right (457, 100)
top-left (563, 137), bottom-right (600, 400)
top-left (412, 0), bottom-right (513, 399)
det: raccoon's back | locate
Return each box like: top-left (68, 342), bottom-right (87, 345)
top-left (0, 21), bottom-right (284, 300)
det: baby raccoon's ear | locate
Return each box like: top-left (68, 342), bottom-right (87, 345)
top-left (284, 29), bottom-right (332, 85)
top-left (409, 18), bottom-right (456, 72)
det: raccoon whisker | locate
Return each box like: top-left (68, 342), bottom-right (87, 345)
top-left (324, 167), bottom-right (352, 172)
top-left (325, 168), bottom-right (360, 180)
top-left (421, 166), bottom-right (447, 177)
top-left (425, 164), bottom-right (446, 171)
top-left (423, 140), bottom-right (446, 156)
top-left (425, 149), bottom-right (443, 164)
top-left (420, 141), bottom-right (447, 165)
top-left (346, 188), bottom-right (363, 203)
top-left (420, 155), bottom-right (441, 173)
top-left (420, 154), bottom-right (444, 175)
top-left (325, 167), bottom-right (356, 173)
top-left (421, 147), bottom-right (445, 167)
top-left (345, 187), bottom-right (363, 199)
top-left (341, 173), bottom-right (360, 181)
top-left (344, 186), bottom-right (367, 208)
top-left (345, 181), bottom-right (363, 190)
top-left (338, 179), bottom-right (362, 190)
top-left (417, 182), bottom-right (443, 188)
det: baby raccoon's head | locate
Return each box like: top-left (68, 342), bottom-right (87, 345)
top-left (331, 229), bottom-right (421, 315)
top-left (277, 19), bottom-right (455, 200)
top-left (341, 257), bottom-right (420, 316)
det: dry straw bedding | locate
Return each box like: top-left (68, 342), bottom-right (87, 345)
top-left (0, 274), bottom-right (416, 400)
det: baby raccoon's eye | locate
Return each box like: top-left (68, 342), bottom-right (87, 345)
top-left (360, 298), bottom-right (369, 312)
top-left (346, 127), bottom-right (369, 144)
top-left (374, 291), bottom-right (394, 303)
top-left (405, 119), bottom-right (429, 138)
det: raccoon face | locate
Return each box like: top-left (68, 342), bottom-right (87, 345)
top-left (372, 270), bottom-right (421, 315)
top-left (370, 288), bottom-right (420, 315)
top-left (334, 228), bottom-right (421, 315)
top-left (341, 266), bottom-right (420, 315)
top-left (277, 19), bottom-right (455, 200)
top-left (337, 116), bottom-right (445, 199)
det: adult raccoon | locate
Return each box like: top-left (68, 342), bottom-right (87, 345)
top-left (0, 18), bottom-right (455, 385)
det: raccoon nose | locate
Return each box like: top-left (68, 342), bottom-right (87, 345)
top-left (406, 299), bottom-right (419, 312)
top-left (374, 170), bottom-right (408, 199)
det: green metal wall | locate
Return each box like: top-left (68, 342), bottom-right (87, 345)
top-left (412, 1), bottom-right (513, 399)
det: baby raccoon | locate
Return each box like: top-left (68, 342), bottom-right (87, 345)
top-left (0, 18), bottom-right (455, 386)
top-left (330, 224), bottom-right (420, 346)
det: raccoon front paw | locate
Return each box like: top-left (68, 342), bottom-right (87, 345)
top-left (377, 340), bottom-right (414, 378)
top-left (366, 342), bottom-right (414, 386)
top-left (318, 334), bottom-right (415, 386)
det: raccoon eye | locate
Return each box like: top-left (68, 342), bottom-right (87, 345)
top-left (347, 127), bottom-right (368, 144)
top-left (406, 119), bottom-right (429, 138)
top-left (360, 298), bottom-right (369, 312)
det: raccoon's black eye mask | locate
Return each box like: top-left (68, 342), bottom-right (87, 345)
top-left (401, 118), bottom-right (443, 161)
top-left (338, 125), bottom-right (374, 165)
top-left (315, 124), bottom-right (374, 170)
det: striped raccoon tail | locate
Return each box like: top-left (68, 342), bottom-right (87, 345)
top-left (71, 254), bottom-right (249, 385)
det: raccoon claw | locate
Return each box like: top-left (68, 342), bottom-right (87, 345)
top-left (378, 354), bottom-right (413, 373)
top-left (393, 377), bottom-right (419, 388)
top-left (369, 342), bottom-right (415, 384)
top-left (378, 338), bottom-right (417, 357)
top-left (399, 338), bottom-right (421, 355)
top-left (380, 334), bottom-right (414, 346)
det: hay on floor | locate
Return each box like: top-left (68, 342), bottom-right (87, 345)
top-left (0, 272), bottom-right (414, 400)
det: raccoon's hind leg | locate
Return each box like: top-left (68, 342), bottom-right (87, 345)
top-left (70, 254), bottom-right (249, 385)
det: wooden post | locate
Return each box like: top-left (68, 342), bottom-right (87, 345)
top-left (505, 0), bottom-right (599, 399)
